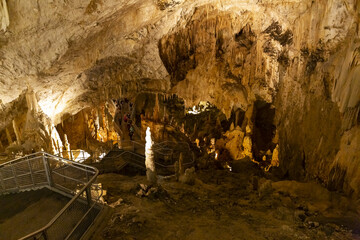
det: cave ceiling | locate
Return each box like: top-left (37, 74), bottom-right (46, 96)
top-left (0, 0), bottom-right (359, 124)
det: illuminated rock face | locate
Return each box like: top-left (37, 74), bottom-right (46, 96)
top-left (157, 1), bottom-right (360, 197)
top-left (0, 0), bottom-right (359, 197)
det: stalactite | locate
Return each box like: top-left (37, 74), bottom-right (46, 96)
top-left (163, 104), bottom-right (167, 122)
top-left (0, 0), bottom-right (9, 32)
top-left (153, 93), bottom-right (160, 121)
top-left (26, 87), bottom-right (39, 113)
top-left (51, 139), bottom-right (57, 154)
top-left (50, 125), bottom-right (63, 155)
top-left (64, 134), bottom-right (73, 160)
top-left (235, 110), bottom-right (239, 127)
top-left (56, 140), bottom-right (62, 157)
top-left (12, 120), bottom-right (22, 145)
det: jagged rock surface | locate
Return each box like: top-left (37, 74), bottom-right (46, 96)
top-left (0, 0), bottom-right (359, 199)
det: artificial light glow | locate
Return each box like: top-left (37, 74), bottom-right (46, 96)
top-left (186, 101), bottom-right (212, 115)
top-left (38, 99), bottom-right (68, 120)
top-left (188, 106), bottom-right (201, 115)
top-left (73, 150), bottom-right (90, 163)
top-left (225, 163), bottom-right (232, 172)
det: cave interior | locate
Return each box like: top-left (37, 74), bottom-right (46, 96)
top-left (0, 0), bottom-right (360, 239)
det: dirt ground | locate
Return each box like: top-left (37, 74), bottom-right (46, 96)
top-left (93, 168), bottom-right (360, 240)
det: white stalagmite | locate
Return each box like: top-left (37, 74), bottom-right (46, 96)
top-left (145, 127), bottom-right (157, 185)
top-left (0, 0), bottom-right (9, 32)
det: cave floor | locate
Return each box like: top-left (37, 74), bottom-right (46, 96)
top-left (0, 188), bottom-right (70, 240)
top-left (93, 170), bottom-right (360, 240)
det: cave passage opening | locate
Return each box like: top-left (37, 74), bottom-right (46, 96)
top-left (252, 100), bottom-right (276, 162)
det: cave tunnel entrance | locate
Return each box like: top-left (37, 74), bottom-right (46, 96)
top-left (252, 100), bottom-right (276, 161)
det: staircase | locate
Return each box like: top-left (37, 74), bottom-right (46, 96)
top-left (0, 152), bottom-right (103, 240)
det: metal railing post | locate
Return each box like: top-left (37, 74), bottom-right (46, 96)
top-left (27, 159), bottom-right (35, 186)
top-left (0, 170), bottom-right (5, 191)
top-left (11, 163), bottom-right (19, 190)
top-left (42, 154), bottom-right (53, 187)
top-left (86, 186), bottom-right (92, 206)
top-left (2, 152), bottom-right (101, 240)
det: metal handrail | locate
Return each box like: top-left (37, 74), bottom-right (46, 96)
top-left (0, 152), bottom-right (101, 240)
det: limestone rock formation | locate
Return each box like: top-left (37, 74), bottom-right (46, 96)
top-left (0, 0), bottom-right (359, 199)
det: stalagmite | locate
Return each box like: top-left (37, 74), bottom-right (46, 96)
top-left (242, 135), bottom-right (253, 159)
top-left (271, 144), bottom-right (279, 168)
top-left (12, 120), bottom-right (22, 145)
top-left (265, 144), bottom-right (280, 172)
top-left (145, 127), bottom-right (157, 185)
top-left (243, 125), bottom-right (254, 162)
top-left (0, 0), bottom-right (9, 32)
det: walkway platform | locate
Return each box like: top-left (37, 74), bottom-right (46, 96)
top-left (0, 188), bottom-right (70, 240)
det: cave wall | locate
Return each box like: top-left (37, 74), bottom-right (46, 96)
top-left (0, 0), bottom-right (359, 198)
top-left (158, 1), bottom-right (360, 198)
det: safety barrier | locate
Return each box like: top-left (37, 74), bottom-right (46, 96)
top-left (55, 140), bottom-right (195, 176)
top-left (0, 152), bottom-right (102, 240)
